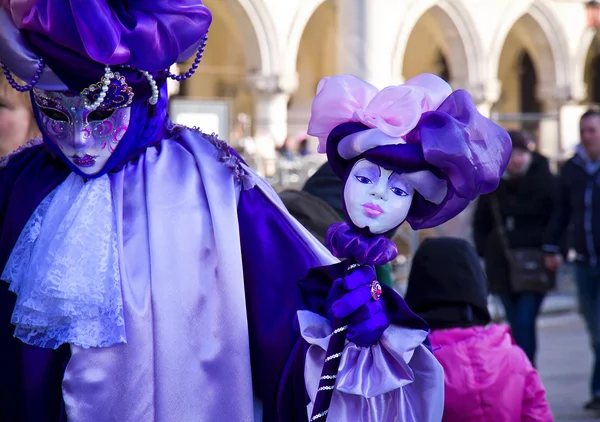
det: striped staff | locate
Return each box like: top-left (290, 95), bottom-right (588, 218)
top-left (310, 262), bottom-right (382, 421)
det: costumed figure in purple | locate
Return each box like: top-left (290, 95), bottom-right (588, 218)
top-left (0, 1), bottom-right (510, 421)
top-left (299, 73), bottom-right (512, 420)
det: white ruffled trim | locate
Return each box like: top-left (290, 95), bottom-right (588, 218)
top-left (299, 310), bottom-right (444, 421)
top-left (1, 173), bottom-right (126, 349)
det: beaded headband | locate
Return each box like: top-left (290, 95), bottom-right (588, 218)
top-left (1, 33), bottom-right (208, 111)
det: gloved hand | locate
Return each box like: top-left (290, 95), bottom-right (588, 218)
top-left (326, 265), bottom-right (390, 347)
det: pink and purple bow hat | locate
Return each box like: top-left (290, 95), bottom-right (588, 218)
top-left (307, 73), bottom-right (512, 230)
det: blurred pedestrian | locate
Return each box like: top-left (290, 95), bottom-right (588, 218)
top-left (405, 237), bottom-right (553, 422)
top-left (543, 108), bottom-right (600, 410)
top-left (277, 136), bottom-right (295, 160)
top-left (473, 130), bottom-right (557, 366)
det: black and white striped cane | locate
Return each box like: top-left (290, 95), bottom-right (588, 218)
top-left (310, 262), bottom-right (371, 421)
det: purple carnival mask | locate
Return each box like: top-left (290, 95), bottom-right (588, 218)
top-left (344, 159), bottom-right (414, 234)
top-left (32, 88), bottom-right (131, 176)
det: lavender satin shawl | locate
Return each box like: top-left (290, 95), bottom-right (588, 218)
top-left (60, 129), bottom-right (336, 421)
top-left (62, 130), bottom-right (253, 421)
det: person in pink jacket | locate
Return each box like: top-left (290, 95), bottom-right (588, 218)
top-left (404, 237), bottom-right (553, 421)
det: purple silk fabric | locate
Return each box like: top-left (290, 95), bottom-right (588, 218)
top-left (238, 187), bottom-right (324, 422)
top-left (325, 222), bottom-right (398, 266)
top-left (0, 8), bottom-right (67, 90)
top-left (14, 0), bottom-right (212, 70)
top-left (2, 1), bottom-right (211, 101)
top-left (299, 311), bottom-right (443, 421)
top-left (62, 133), bottom-right (256, 421)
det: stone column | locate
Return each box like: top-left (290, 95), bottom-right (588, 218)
top-left (245, 72), bottom-right (298, 177)
top-left (559, 103), bottom-right (587, 159)
top-left (335, 0), bottom-right (392, 87)
top-left (245, 72), bottom-right (298, 146)
top-left (537, 85), bottom-right (570, 160)
top-left (556, 81), bottom-right (587, 161)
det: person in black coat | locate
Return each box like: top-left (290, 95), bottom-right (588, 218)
top-left (473, 130), bottom-right (557, 366)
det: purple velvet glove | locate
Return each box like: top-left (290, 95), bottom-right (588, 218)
top-left (326, 265), bottom-right (390, 347)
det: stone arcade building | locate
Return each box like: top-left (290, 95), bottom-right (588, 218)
top-left (174, 0), bottom-right (600, 163)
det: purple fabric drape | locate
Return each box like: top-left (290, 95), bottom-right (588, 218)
top-left (13, 0), bottom-right (212, 70)
top-left (0, 145), bottom-right (70, 421)
top-left (0, 145), bottom-right (69, 274)
top-left (238, 186), bottom-right (324, 421)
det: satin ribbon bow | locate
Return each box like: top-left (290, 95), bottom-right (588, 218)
top-left (307, 73), bottom-right (452, 155)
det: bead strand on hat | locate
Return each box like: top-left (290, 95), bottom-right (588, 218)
top-left (166, 34), bottom-right (208, 82)
top-left (83, 66), bottom-right (112, 111)
top-left (1, 57), bottom-right (44, 92)
top-left (119, 65), bottom-right (159, 105)
top-left (140, 70), bottom-right (158, 105)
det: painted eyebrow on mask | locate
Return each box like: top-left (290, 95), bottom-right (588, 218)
top-left (354, 159), bottom-right (382, 178)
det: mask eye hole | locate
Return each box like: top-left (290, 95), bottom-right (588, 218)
top-left (40, 107), bottom-right (69, 122)
top-left (88, 109), bottom-right (115, 122)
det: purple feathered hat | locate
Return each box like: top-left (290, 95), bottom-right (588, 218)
top-left (307, 73), bottom-right (512, 230)
top-left (0, 0), bottom-right (212, 108)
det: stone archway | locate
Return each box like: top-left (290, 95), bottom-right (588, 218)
top-left (489, 1), bottom-right (570, 106)
top-left (195, 0), bottom-right (278, 76)
top-left (287, 0), bottom-right (337, 141)
top-left (392, 0), bottom-right (484, 97)
top-left (492, 2), bottom-right (569, 156)
top-left (285, 0), bottom-right (331, 78)
top-left (581, 32), bottom-right (600, 104)
top-left (177, 0), bottom-right (297, 147)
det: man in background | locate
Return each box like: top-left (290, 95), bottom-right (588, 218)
top-left (543, 108), bottom-right (600, 410)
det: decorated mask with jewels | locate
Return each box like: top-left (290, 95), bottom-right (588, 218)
top-left (32, 88), bottom-right (131, 176)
